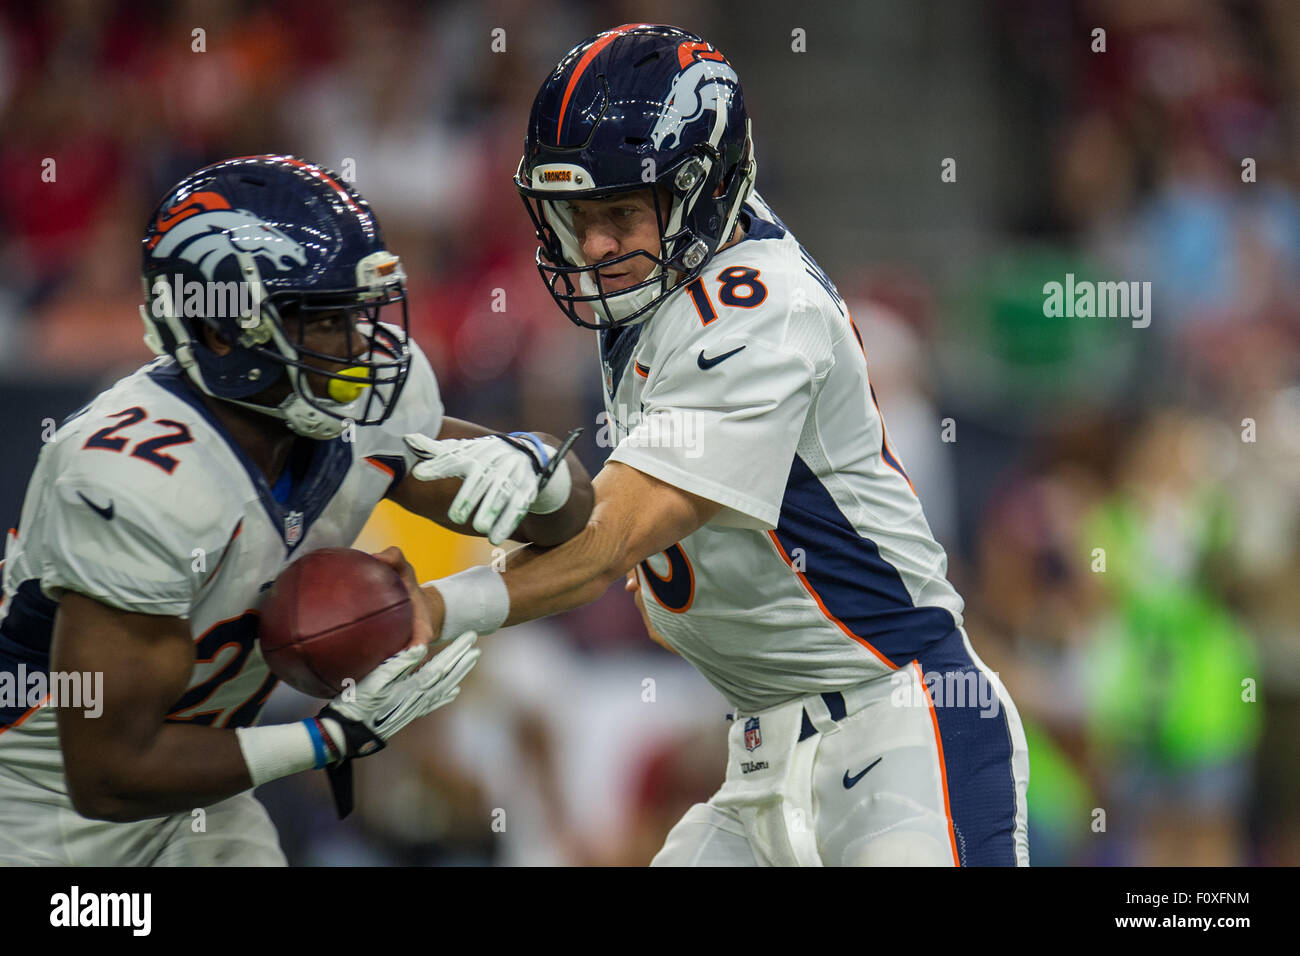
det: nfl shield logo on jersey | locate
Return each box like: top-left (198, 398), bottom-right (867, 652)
top-left (744, 716), bottom-right (761, 751)
top-left (284, 510), bottom-right (304, 546)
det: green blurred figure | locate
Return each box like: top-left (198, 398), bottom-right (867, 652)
top-left (1081, 418), bottom-right (1262, 865)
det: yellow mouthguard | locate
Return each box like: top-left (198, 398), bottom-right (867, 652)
top-left (328, 367), bottom-right (371, 403)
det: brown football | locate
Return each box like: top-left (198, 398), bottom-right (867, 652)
top-left (258, 548), bottom-right (413, 698)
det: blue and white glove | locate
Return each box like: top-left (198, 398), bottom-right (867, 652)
top-left (402, 432), bottom-right (572, 546)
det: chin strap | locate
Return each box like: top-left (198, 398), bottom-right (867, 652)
top-left (205, 389), bottom-right (349, 440)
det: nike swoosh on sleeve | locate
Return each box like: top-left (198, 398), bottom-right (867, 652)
top-left (76, 492), bottom-right (114, 520)
top-left (842, 756), bottom-right (882, 789)
top-left (697, 345), bottom-right (746, 370)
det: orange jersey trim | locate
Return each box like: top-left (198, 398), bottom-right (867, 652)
top-left (365, 456), bottom-right (396, 479)
top-left (0, 693), bottom-right (52, 738)
top-left (766, 530), bottom-right (898, 670)
top-left (913, 659), bottom-right (960, 865)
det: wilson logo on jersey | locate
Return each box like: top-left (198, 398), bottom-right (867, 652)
top-left (147, 194), bottom-right (308, 281)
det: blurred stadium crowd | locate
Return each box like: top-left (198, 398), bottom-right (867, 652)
top-left (0, 0), bottom-right (1296, 865)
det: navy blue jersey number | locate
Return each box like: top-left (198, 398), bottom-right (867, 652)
top-left (716, 267), bottom-right (767, 308)
top-left (82, 408), bottom-right (193, 474)
top-left (640, 544), bottom-right (695, 613)
top-left (167, 611), bottom-right (275, 728)
top-left (83, 407), bottom-right (146, 452)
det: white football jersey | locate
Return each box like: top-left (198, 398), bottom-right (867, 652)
top-left (604, 194), bottom-right (965, 712)
top-left (0, 331), bottom-right (443, 792)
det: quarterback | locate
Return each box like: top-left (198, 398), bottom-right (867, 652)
top-left (405, 25), bottom-right (1030, 866)
top-left (0, 155), bottom-right (593, 865)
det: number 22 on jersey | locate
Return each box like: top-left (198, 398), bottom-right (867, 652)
top-left (83, 406), bottom-right (194, 475)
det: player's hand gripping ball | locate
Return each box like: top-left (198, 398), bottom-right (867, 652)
top-left (259, 548), bottom-right (414, 698)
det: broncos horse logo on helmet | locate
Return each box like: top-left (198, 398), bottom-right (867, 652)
top-left (648, 52), bottom-right (741, 151)
top-left (140, 155), bottom-right (411, 440)
top-left (515, 24), bottom-right (757, 328)
top-left (148, 201), bottom-right (309, 281)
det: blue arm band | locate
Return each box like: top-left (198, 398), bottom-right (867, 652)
top-left (303, 718), bottom-right (329, 770)
top-left (508, 431), bottom-right (549, 466)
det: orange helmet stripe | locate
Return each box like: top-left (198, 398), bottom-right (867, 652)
top-left (555, 23), bottom-right (651, 145)
top-left (275, 155), bottom-right (364, 216)
top-left (224, 154), bottom-right (366, 218)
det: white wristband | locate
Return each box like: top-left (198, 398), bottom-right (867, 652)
top-left (530, 443), bottom-right (571, 515)
top-left (235, 720), bottom-right (329, 788)
top-left (426, 564), bottom-right (510, 643)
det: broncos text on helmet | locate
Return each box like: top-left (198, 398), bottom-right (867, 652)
top-left (515, 24), bottom-right (757, 329)
top-left (140, 155), bottom-right (411, 440)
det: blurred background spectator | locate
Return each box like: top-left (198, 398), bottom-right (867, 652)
top-left (1, 0), bottom-right (1295, 864)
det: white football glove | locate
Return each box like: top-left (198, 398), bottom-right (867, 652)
top-left (403, 432), bottom-right (572, 545)
top-left (316, 632), bottom-right (480, 817)
top-left (319, 631), bottom-right (480, 753)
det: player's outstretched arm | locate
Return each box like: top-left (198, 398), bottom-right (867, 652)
top-left (386, 462), bottom-right (720, 642)
top-left (52, 592), bottom-right (256, 821)
top-left (52, 589), bottom-right (479, 822)
top-left (389, 416), bottom-right (593, 547)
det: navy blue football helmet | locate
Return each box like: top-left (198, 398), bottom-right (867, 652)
top-left (140, 155), bottom-right (410, 440)
top-left (515, 24), bottom-right (757, 328)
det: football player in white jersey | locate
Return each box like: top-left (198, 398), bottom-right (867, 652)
top-left (0, 155), bottom-right (593, 865)
top-left (402, 25), bottom-right (1030, 866)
